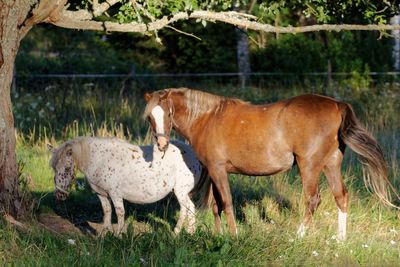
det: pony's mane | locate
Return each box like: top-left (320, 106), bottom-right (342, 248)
top-left (50, 140), bottom-right (74, 169)
top-left (50, 137), bottom-right (90, 170)
top-left (143, 88), bottom-right (246, 124)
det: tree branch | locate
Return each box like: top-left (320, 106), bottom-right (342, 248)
top-left (47, 9), bottom-right (400, 34)
top-left (92, 0), bottom-right (121, 17)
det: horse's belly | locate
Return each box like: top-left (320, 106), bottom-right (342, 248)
top-left (229, 152), bottom-right (294, 176)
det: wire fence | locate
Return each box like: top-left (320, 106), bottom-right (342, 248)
top-left (12, 71), bottom-right (400, 139)
top-left (15, 71), bottom-right (400, 78)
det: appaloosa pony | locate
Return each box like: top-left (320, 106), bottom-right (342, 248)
top-left (143, 88), bottom-right (398, 240)
top-left (48, 137), bottom-right (208, 235)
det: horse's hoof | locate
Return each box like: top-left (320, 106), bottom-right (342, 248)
top-left (296, 223), bottom-right (306, 238)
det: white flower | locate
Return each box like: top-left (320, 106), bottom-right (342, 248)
top-left (30, 102), bottom-right (38, 109)
top-left (67, 239), bottom-right (76, 245)
top-left (335, 253), bottom-right (339, 258)
top-left (312, 250), bottom-right (319, 257)
top-left (362, 244), bottom-right (369, 248)
top-left (390, 240), bottom-right (396, 245)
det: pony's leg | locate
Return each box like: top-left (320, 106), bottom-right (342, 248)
top-left (97, 194), bottom-right (113, 234)
top-left (174, 191), bottom-right (188, 234)
top-left (323, 149), bottom-right (348, 241)
top-left (110, 196), bottom-right (125, 236)
top-left (296, 157), bottom-right (323, 238)
top-left (185, 196), bottom-right (196, 234)
top-left (208, 165), bottom-right (237, 235)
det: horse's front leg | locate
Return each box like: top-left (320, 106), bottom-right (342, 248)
top-left (97, 194), bottom-right (113, 235)
top-left (210, 183), bottom-right (223, 234)
top-left (208, 165), bottom-right (237, 236)
top-left (110, 195), bottom-right (125, 236)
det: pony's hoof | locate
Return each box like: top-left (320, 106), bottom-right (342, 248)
top-left (99, 227), bottom-right (112, 237)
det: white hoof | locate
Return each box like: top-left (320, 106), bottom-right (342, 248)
top-left (297, 223), bottom-right (307, 238)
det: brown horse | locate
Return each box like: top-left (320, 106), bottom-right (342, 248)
top-left (143, 88), bottom-right (397, 240)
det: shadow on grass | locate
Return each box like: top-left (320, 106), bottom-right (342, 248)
top-left (32, 167), bottom-right (302, 236)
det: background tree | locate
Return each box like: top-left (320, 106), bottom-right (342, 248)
top-left (1, 0), bottom-right (400, 219)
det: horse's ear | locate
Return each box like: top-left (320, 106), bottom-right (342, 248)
top-left (166, 89), bottom-right (172, 99)
top-left (47, 144), bottom-right (55, 153)
top-left (144, 92), bottom-right (152, 103)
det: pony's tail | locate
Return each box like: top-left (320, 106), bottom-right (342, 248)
top-left (190, 166), bottom-right (212, 210)
top-left (339, 102), bottom-right (399, 208)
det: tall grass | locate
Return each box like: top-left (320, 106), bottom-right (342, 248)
top-left (6, 81), bottom-right (400, 266)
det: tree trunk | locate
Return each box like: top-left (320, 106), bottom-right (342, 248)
top-left (0, 0), bottom-right (34, 218)
top-left (236, 28), bottom-right (251, 89)
top-left (391, 15), bottom-right (400, 71)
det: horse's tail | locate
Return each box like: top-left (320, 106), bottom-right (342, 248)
top-left (339, 102), bottom-right (399, 208)
top-left (190, 166), bottom-right (212, 210)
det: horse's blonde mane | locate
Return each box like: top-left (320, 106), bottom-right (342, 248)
top-left (143, 88), bottom-right (246, 124)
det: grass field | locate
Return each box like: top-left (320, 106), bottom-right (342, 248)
top-left (2, 82), bottom-right (400, 266)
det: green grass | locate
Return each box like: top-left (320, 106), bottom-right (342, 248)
top-left (3, 82), bottom-right (400, 266)
top-left (7, 135), bottom-right (400, 266)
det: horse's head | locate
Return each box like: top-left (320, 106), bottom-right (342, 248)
top-left (48, 143), bottom-right (76, 201)
top-left (144, 90), bottom-right (174, 152)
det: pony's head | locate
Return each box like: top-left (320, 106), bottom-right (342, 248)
top-left (143, 90), bottom-right (174, 152)
top-left (48, 143), bottom-right (76, 201)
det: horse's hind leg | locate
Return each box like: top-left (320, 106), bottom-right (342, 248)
top-left (109, 195), bottom-right (125, 236)
top-left (323, 149), bottom-right (348, 240)
top-left (97, 194), bottom-right (113, 235)
top-left (296, 157), bottom-right (323, 238)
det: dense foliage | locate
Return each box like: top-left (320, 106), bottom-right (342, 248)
top-left (17, 23), bottom-right (394, 75)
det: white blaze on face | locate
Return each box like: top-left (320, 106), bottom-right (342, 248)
top-left (151, 105), bottom-right (165, 135)
top-left (151, 105), bottom-right (168, 149)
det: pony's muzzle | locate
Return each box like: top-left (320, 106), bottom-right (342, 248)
top-left (54, 190), bottom-right (68, 201)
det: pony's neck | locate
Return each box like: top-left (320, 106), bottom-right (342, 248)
top-left (70, 139), bottom-right (91, 174)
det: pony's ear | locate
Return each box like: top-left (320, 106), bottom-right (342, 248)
top-left (47, 144), bottom-right (55, 153)
top-left (144, 92), bottom-right (152, 103)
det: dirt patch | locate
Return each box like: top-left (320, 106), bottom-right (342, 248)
top-left (38, 213), bottom-right (83, 235)
top-left (38, 213), bottom-right (151, 236)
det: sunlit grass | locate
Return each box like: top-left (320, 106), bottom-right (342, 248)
top-left (5, 82), bottom-right (400, 265)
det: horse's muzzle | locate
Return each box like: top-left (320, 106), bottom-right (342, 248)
top-left (156, 135), bottom-right (169, 152)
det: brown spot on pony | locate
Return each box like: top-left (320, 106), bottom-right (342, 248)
top-left (144, 88), bottom-right (399, 240)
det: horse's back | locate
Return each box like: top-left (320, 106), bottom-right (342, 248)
top-left (190, 94), bottom-right (344, 175)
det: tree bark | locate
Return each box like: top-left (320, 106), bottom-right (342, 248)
top-left (391, 15), bottom-right (400, 71)
top-left (236, 28), bottom-right (251, 89)
top-left (0, 0), bottom-right (34, 218)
